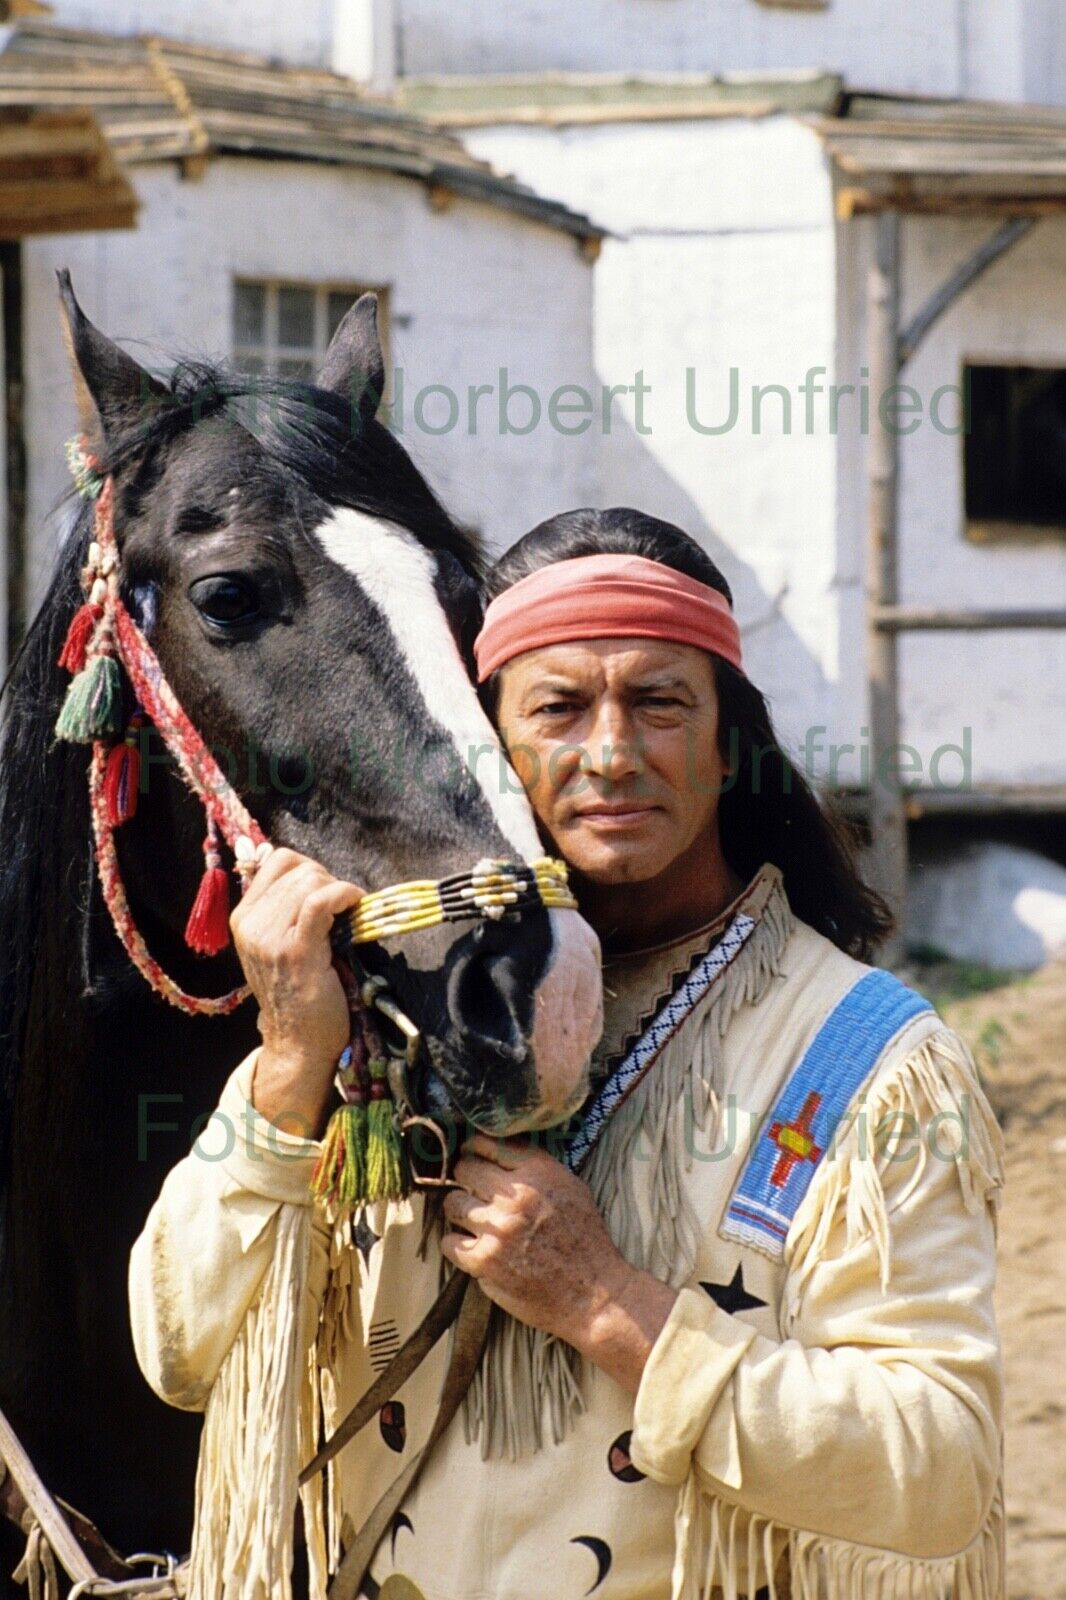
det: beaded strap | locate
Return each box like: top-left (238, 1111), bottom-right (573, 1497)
top-left (339, 857), bottom-right (577, 945)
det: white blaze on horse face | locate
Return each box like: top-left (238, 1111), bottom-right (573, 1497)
top-left (315, 507), bottom-right (538, 855)
top-left (314, 507), bottom-right (603, 1105)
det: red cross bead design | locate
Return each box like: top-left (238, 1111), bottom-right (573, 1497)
top-left (768, 1091), bottom-right (823, 1188)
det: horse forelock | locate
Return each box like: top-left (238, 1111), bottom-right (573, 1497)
top-left (105, 360), bottom-right (482, 577)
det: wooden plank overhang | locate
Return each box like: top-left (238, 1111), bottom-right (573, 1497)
top-left (0, 107), bottom-right (136, 236)
top-left (814, 95), bottom-right (1066, 217)
top-left (397, 69), bottom-right (844, 127)
top-left (0, 22), bottom-right (604, 245)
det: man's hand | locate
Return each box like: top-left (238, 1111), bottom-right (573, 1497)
top-left (442, 1134), bottom-right (677, 1395)
top-left (229, 848), bottom-right (364, 1137)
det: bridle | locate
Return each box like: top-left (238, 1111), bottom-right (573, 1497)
top-left (56, 438), bottom-right (580, 1206)
top-left (1, 434), bottom-right (586, 1600)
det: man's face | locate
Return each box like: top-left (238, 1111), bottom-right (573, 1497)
top-left (494, 638), bottom-right (728, 884)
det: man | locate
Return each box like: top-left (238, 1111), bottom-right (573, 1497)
top-left (129, 508), bottom-right (1004, 1600)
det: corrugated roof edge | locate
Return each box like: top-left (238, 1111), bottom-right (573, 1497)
top-left (0, 22), bottom-right (607, 243)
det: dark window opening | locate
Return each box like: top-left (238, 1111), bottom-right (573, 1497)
top-left (964, 363), bottom-right (1066, 542)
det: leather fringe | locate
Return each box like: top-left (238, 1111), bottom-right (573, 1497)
top-left (186, 1205), bottom-right (314, 1600)
top-left (670, 1473), bottom-right (1005, 1600)
top-left (585, 883), bottom-right (793, 1289)
top-left (670, 1025), bottom-right (1006, 1600)
top-left (783, 1025), bottom-right (1005, 1328)
top-left (462, 881), bottom-right (793, 1460)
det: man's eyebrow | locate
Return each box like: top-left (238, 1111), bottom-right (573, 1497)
top-left (628, 675), bottom-right (691, 692)
top-left (523, 677), bottom-right (586, 696)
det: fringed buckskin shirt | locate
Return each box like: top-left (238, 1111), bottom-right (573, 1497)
top-left (129, 867), bottom-right (1005, 1600)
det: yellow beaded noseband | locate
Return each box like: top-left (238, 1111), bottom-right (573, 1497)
top-left (337, 856), bottom-right (578, 946)
top-left (316, 857), bottom-right (579, 1211)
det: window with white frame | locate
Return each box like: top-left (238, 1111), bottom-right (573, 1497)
top-left (233, 279), bottom-right (388, 379)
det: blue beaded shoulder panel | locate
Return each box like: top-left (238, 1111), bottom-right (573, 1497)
top-left (719, 969), bottom-right (934, 1261)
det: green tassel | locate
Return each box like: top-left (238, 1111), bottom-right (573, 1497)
top-left (366, 1060), bottom-right (409, 1202)
top-left (311, 1101), bottom-right (368, 1209)
top-left (55, 654), bottom-right (122, 743)
top-left (338, 1102), bottom-right (368, 1206)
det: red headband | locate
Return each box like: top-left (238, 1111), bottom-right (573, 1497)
top-left (474, 553), bottom-right (743, 682)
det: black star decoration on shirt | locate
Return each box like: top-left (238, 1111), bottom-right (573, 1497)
top-left (352, 1209), bottom-right (380, 1269)
top-left (700, 1265), bottom-right (766, 1315)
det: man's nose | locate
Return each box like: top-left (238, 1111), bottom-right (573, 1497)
top-left (584, 700), bottom-right (643, 784)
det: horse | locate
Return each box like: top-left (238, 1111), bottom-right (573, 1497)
top-left (0, 275), bottom-right (602, 1581)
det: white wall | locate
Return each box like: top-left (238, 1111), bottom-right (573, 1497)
top-left (40, 0), bottom-right (1066, 103)
top-left (1019, 0), bottom-right (1066, 103)
top-left (43, 0), bottom-right (1066, 103)
top-left (963, 0), bottom-right (1066, 101)
top-left (835, 213), bottom-right (1066, 788)
top-left (24, 159), bottom-right (597, 610)
top-left (468, 117), bottom-right (845, 759)
top-left (400, 0), bottom-right (1035, 101)
top-left (45, 0), bottom-right (393, 84)
top-left (47, 0), bottom-right (337, 64)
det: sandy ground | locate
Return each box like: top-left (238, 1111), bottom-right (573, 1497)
top-left (935, 959), bottom-right (1066, 1600)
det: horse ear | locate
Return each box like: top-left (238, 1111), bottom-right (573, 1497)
top-left (315, 292), bottom-right (385, 420)
top-left (56, 269), bottom-right (166, 451)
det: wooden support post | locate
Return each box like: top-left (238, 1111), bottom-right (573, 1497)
top-left (866, 212), bottom-right (906, 963)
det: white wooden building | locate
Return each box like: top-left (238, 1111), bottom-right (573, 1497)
top-left (39, 0), bottom-right (1066, 105)
top-left (1, 21), bottom-right (602, 653)
top-left (422, 86), bottom-right (1066, 806)
top-left (5, 0), bottom-right (1066, 940)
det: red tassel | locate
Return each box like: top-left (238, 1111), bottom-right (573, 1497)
top-left (184, 820), bottom-right (231, 956)
top-left (58, 602), bottom-right (103, 674)
top-left (104, 711), bottom-right (144, 825)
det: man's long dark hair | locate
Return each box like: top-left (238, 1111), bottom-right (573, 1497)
top-left (483, 507), bottom-right (892, 961)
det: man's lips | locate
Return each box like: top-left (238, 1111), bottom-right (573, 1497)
top-left (571, 803), bottom-right (661, 826)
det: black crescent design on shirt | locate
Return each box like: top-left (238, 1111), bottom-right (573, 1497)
top-left (570, 1535), bottom-right (613, 1593)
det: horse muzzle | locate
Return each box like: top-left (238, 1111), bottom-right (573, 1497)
top-left (346, 894), bottom-right (602, 1144)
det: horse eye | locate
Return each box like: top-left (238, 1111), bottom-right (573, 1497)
top-left (188, 575), bottom-right (259, 627)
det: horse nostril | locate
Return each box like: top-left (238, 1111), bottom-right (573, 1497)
top-left (446, 932), bottom-right (521, 1052)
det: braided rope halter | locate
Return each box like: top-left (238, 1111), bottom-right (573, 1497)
top-left (59, 452), bottom-right (270, 1015)
top-left (56, 438), bottom-right (579, 1205)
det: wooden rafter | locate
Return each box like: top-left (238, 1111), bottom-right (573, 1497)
top-left (0, 109), bottom-right (137, 237)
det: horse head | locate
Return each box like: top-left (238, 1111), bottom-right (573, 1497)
top-left (57, 273), bottom-right (602, 1138)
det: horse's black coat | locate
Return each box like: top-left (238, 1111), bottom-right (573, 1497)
top-left (0, 281), bottom-right (558, 1568)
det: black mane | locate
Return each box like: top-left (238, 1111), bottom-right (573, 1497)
top-left (0, 494), bottom-right (91, 1202)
